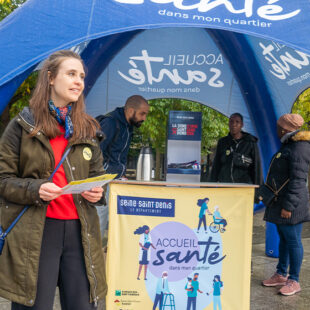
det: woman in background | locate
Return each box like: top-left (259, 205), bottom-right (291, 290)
top-left (261, 113), bottom-right (310, 296)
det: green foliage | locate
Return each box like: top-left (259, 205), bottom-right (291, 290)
top-left (9, 71), bottom-right (38, 118)
top-left (292, 88), bottom-right (310, 130)
top-left (0, 0), bottom-right (27, 21)
top-left (131, 98), bottom-right (229, 157)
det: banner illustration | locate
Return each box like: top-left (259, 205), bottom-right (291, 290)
top-left (107, 183), bottom-right (254, 309)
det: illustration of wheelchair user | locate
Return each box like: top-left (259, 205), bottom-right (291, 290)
top-left (209, 206), bottom-right (227, 233)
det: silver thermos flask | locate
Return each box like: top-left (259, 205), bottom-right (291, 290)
top-left (136, 147), bottom-right (154, 181)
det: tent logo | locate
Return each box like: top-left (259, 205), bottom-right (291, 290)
top-left (117, 49), bottom-right (224, 88)
top-left (113, 0), bottom-right (300, 21)
top-left (258, 41), bottom-right (310, 81)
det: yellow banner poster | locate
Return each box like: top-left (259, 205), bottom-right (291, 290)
top-left (107, 183), bottom-right (254, 310)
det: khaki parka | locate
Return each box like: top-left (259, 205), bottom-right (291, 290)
top-left (0, 107), bottom-right (107, 306)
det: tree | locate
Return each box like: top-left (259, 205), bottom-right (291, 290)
top-left (292, 88), bottom-right (310, 130)
top-left (0, 0), bottom-right (27, 24)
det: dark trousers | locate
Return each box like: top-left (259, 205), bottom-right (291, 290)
top-left (276, 223), bottom-right (303, 282)
top-left (153, 292), bottom-right (163, 310)
top-left (187, 296), bottom-right (197, 310)
top-left (12, 218), bottom-right (96, 310)
top-left (218, 219), bottom-right (227, 227)
top-left (197, 215), bottom-right (206, 231)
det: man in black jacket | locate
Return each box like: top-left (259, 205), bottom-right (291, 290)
top-left (210, 113), bottom-right (262, 184)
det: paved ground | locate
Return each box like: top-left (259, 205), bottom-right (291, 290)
top-left (1, 212), bottom-right (310, 310)
top-left (250, 212), bottom-right (310, 310)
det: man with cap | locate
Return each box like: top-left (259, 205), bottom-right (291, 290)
top-left (261, 113), bottom-right (310, 296)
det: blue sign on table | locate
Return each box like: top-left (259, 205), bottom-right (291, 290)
top-left (117, 195), bottom-right (175, 217)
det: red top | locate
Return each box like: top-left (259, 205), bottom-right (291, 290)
top-left (46, 127), bottom-right (79, 219)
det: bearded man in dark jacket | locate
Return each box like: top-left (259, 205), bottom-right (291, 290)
top-left (95, 95), bottom-right (149, 236)
top-left (210, 113), bottom-right (262, 184)
top-left (98, 95), bottom-right (149, 179)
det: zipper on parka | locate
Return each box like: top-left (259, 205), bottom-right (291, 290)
top-left (230, 140), bottom-right (240, 183)
top-left (118, 126), bottom-right (130, 177)
top-left (65, 153), bottom-right (99, 307)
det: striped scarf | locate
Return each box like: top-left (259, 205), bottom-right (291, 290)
top-left (48, 100), bottom-right (74, 139)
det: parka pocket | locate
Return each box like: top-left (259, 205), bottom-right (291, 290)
top-left (0, 200), bottom-right (25, 231)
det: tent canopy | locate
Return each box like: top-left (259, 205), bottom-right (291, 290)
top-left (1, 0), bottom-right (310, 175)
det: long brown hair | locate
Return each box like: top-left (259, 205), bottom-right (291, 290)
top-left (29, 50), bottom-right (99, 140)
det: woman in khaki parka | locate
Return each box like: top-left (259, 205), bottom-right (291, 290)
top-left (0, 50), bottom-right (107, 309)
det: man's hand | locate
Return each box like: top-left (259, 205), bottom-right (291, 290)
top-left (281, 209), bottom-right (292, 219)
top-left (39, 182), bottom-right (63, 201)
top-left (81, 186), bottom-right (104, 203)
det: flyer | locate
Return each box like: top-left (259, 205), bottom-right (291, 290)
top-left (107, 183), bottom-right (254, 310)
top-left (61, 174), bottom-right (117, 194)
